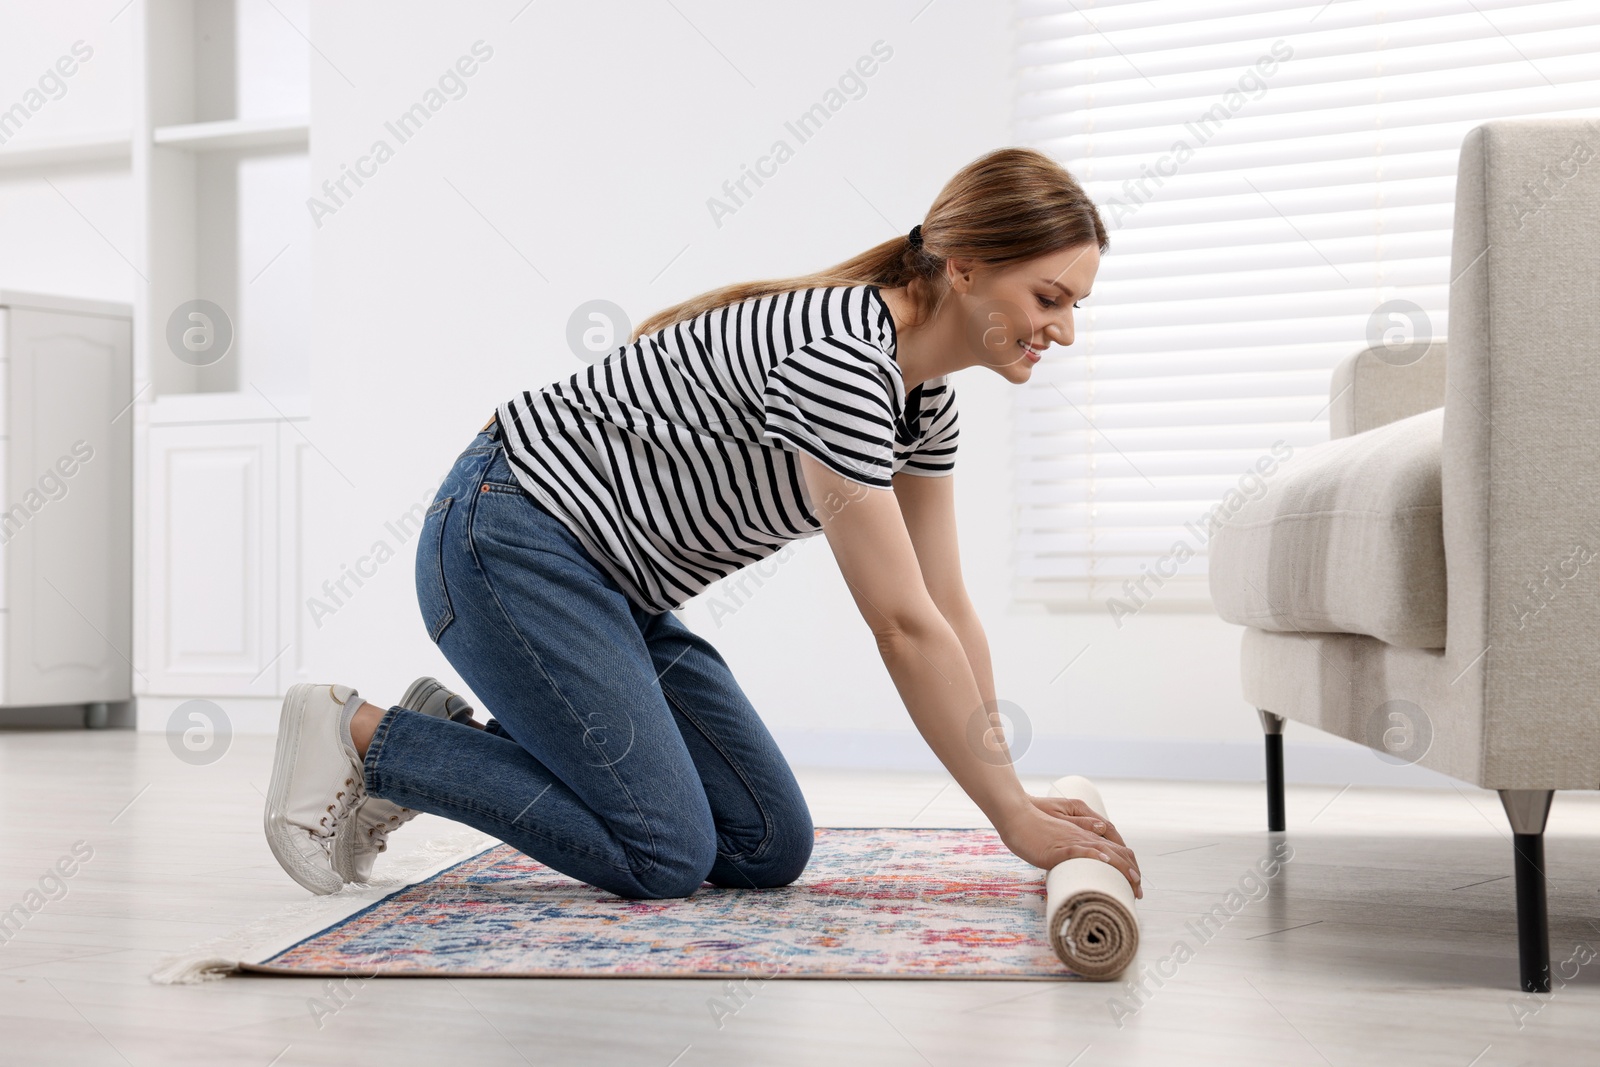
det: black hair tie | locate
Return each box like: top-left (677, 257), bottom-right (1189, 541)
top-left (907, 224), bottom-right (924, 250)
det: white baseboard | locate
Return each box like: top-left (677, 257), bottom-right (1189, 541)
top-left (769, 729), bottom-right (1461, 789)
top-left (123, 697), bottom-right (1456, 790)
top-left (136, 695), bottom-right (286, 735)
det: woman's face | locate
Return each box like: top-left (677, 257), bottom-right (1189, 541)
top-left (953, 242), bottom-right (1100, 384)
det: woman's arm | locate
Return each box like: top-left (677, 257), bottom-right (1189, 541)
top-left (890, 465), bottom-right (1140, 885)
top-left (892, 469), bottom-right (1000, 746)
top-left (799, 453), bottom-right (1140, 890)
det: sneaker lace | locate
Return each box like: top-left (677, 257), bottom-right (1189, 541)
top-left (314, 772), bottom-right (362, 844)
top-left (364, 805), bottom-right (420, 852)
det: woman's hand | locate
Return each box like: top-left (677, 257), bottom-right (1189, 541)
top-left (996, 798), bottom-right (1143, 899)
top-left (1028, 794), bottom-right (1129, 848)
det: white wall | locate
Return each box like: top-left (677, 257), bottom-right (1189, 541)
top-left (302, 0), bottom-right (1429, 786)
top-left (0, 7), bottom-right (136, 305)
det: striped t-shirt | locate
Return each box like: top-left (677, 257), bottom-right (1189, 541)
top-left (493, 283), bottom-right (959, 614)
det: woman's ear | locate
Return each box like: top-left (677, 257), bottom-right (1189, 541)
top-left (945, 258), bottom-right (976, 292)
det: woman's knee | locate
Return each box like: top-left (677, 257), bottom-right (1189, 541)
top-left (610, 820), bottom-right (719, 900)
top-left (709, 815), bottom-right (815, 889)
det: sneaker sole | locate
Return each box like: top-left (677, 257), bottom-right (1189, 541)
top-left (399, 677), bottom-right (444, 717)
top-left (330, 812), bottom-right (369, 885)
top-left (263, 683), bottom-right (348, 896)
top-left (400, 676), bottom-right (476, 722)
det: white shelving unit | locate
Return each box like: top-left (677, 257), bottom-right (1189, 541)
top-left (127, 0), bottom-right (314, 729)
top-left (137, 0), bottom-right (311, 399)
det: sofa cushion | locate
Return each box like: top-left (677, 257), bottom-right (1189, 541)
top-left (1209, 407), bottom-right (1447, 648)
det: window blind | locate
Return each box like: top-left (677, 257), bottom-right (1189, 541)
top-left (1011, 0), bottom-right (1600, 614)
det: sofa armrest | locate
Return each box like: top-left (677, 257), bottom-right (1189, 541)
top-left (1328, 340), bottom-right (1447, 439)
top-left (1443, 118), bottom-right (1600, 787)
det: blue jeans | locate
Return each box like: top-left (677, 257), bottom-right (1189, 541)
top-left (362, 426), bottom-right (814, 899)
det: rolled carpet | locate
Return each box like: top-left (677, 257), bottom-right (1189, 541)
top-left (1043, 775), bottom-right (1140, 979)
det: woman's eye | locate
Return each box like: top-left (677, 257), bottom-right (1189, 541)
top-left (1073, 301), bottom-right (1083, 309)
top-left (1037, 295), bottom-right (1058, 309)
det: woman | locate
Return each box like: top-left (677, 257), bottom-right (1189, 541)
top-left (263, 146), bottom-right (1142, 903)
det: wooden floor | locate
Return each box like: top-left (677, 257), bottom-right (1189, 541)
top-left (0, 729), bottom-right (1595, 1066)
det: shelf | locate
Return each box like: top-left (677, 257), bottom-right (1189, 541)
top-left (151, 115), bottom-right (308, 153)
top-left (0, 131), bottom-right (132, 171)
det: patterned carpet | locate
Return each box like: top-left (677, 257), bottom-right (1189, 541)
top-left (245, 828), bottom-right (1082, 979)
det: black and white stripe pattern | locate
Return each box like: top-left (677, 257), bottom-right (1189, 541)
top-left (495, 284), bottom-right (959, 614)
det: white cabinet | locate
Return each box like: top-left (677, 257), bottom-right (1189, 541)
top-left (0, 293), bottom-right (134, 709)
top-left (143, 396), bottom-right (309, 697)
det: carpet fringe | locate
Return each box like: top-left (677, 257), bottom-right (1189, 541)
top-left (149, 828), bottom-right (496, 984)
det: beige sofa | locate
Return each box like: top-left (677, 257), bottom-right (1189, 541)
top-left (1208, 117), bottom-right (1600, 993)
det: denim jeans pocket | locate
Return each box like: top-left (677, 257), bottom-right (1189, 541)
top-left (417, 495), bottom-right (455, 643)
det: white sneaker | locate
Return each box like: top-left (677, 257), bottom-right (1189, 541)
top-left (263, 683), bottom-right (367, 895)
top-left (330, 677), bottom-right (476, 884)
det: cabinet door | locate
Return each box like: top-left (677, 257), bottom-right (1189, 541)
top-left (2, 306), bottom-right (133, 706)
top-left (145, 421), bottom-right (278, 696)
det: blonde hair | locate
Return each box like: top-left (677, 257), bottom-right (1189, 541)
top-left (631, 146), bottom-right (1109, 341)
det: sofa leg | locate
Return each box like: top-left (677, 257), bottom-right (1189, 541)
top-left (1499, 789), bottom-right (1555, 993)
top-left (1258, 709), bottom-right (1285, 832)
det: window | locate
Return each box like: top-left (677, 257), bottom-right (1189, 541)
top-left (1012, 0), bottom-right (1600, 613)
